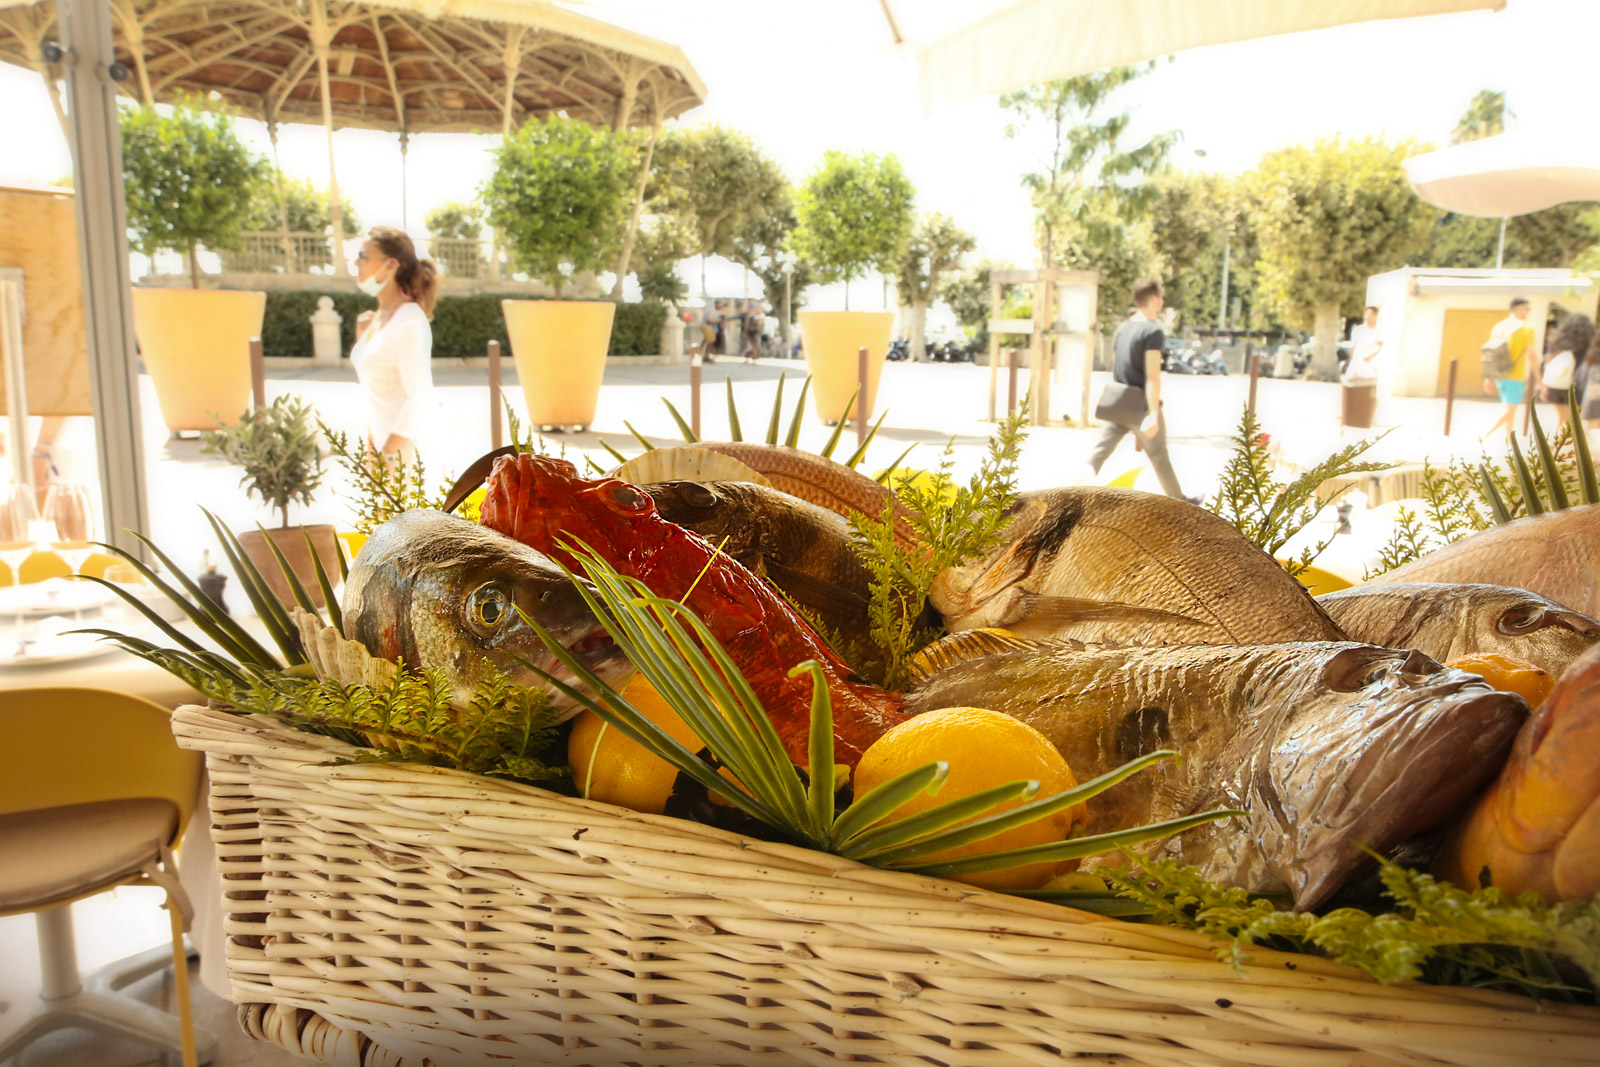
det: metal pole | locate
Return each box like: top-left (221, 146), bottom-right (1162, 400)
top-left (58, 0), bottom-right (151, 555)
top-left (856, 345), bottom-right (868, 447)
top-left (689, 348), bottom-right (702, 438)
top-left (1247, 351), bottom-right (1260, 415)
top-left (1218, 237), bottom-right (1231, 331)
top-left (1006, 348), bottom-right (1020, 417)
top-left (488, 339), bottom-right (503, 449)
top-left (249, 337), bottom-right (265, 409)
top-left (1, 280), bottom-right (32, 494)
top-left (1443, 357), bottom-right (1458, 436)
top-left (1496, 218), bottom-right (1507, 270)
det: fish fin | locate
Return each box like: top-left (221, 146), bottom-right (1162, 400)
top-left (908, 628), bottom-right (1052, 683)
top-left (1014, 592), bottom-right (1208, 630)
top-left (761, 558), bottom-right (870, 619)
top-left (443, 445), bottom-right (519, 513)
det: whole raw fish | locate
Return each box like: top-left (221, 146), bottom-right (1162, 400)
top-left (480, 452), bottom-right (908, 766)
top-left (340, 510), bottom-right (634, 714)
top-left (929, 487), bottom-right (1346, 646)
top-left (1368, 505), bottom-right (1600, 618)
top-left (904, 632), bottom-right (1526, 908)
top-left (1319, 582), bottom-right (1600, 679)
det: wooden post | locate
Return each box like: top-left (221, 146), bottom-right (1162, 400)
top-left (1006, 348), bottom-right (1020, 417)
top-left (249, 337), bottom-right (265, 410)
top-left (1522, 376), bottom-right (1534, 435)
top-left (1443, 357), bottom-right (1458, 436)
top-left (487, 339), bottom-right (503, 449)
top-left (856, 345), bottom-right (869, 447)
top-left (689, 346), bottom-right (702, 438)
top-left (1247, 352), bottom-right (1260, 415)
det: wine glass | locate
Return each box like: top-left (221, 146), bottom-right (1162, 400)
top-left (43, 483), bottom-right (98, 576)
top-left (0, 479), bottom-right (39, 543)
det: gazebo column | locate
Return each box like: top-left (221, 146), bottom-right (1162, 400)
top-left (490, 26), bottom-right (526, 282)
top-left (310, 0), bottom-right (347, 275)
top-left (265, 117), bottom-right (294, 273)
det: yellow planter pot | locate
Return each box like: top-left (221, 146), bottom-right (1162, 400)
top-left (798, 311), bottom-right (894, 424)
top-left (502, 299), bottom-right (615, 430)
top-left (132, 288), bottom-right (266, 432)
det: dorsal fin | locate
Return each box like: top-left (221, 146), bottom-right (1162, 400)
top-left (908, 628), bottom-right (1052, 684)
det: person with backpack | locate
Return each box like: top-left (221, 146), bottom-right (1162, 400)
top-left (1480, 296), bottom-right (1538, 442)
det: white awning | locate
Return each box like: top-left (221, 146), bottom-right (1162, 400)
top-left (1403, 127), bottom-right (1600, 217)
top-left (1409, 272), bottom-right (1593, 297)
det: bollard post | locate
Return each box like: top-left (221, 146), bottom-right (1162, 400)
top-left (488, 339), bottom-right (503, 449)
top-left (1004, 348), bottom-right (1017, 419)
top-left (690, 345), bottom-right (703, 438)
top-left (249, 337), bottom-right (265, 410)
top-left (856, 345), bottom-right (868, 448)
top-left (1443, 357), bottom-right (1458, 436)
top-left (1247, 352), bottom-right (1260, 415)
top-left (1522, 376), bottom-right (1534, 435)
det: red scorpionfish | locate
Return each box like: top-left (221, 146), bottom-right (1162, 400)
top-left (480, 452), bottom-right (907, 767)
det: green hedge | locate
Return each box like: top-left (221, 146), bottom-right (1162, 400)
top-left (260, 291), bottom-right (667, 359)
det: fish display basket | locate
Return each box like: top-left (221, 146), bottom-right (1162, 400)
top-left (172, 703), bottom-right (1600, 1067)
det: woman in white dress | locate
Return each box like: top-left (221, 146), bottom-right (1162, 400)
top-left (350, 226), bottom-right (438, 463)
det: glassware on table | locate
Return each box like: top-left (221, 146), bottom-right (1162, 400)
top-left (0, 479), bottom-right (39, 542)
top-left (42, 482), bottom-right (98, 545)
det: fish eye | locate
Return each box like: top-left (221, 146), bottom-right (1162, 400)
top-left (680, 482), bottom-right (717, 508)
top-left (1323, 648), bottom-right (1392, 692)
top-left (607, 483), bottom-right (648, 511)
top-left (467, 584), bottom-right (510, 634)
top-left (1497, 605), bottom-right (1545, 635)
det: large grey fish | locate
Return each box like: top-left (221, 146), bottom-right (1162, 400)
top-left (644, 479), bottom-right (878, 649)
top-left (929, 487), bottom-right (1346, 646)
top-left (905, 632), bottom-right (1526, 908)
top-left (342, 510), bottom-right (634, 714)
top-left (1318, 582), bottom-right (1600, 679)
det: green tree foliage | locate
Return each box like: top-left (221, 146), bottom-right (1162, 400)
top-left (1423, 205), bottom-right (1600, 269)
top-left (1452, 89), bottom-right (1509, 145)
top-left (424, 201), bottom-right (485, 240)
top-left (244, 176), bottom-right (360, 236)
top-left (120, 99), bottom-right (270, 287)
top-left (646, 124), bottom-right (790, 285)
top-left (895, 214), bottom-right (976, 360)
top-left (202, 395), bottom-right (326, 528)
top-left (938, 260), bottom-right (997, 344)
top-left (482, 114), bottom-right (635, 296)
top-left (1246, 137), bottom-right (1439, 379)
top-left (792, 150), bottom-right (916, 308)
top-left (728, 187), bottom-right (816, 338)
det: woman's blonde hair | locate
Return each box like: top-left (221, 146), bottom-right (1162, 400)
top-left (367, 226), bottom-right (439, 319)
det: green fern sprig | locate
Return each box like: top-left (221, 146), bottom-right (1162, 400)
top-left (1364, 506), bottom-right (1437, 581)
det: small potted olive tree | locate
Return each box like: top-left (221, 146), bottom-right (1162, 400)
top-left (792, 151), bottom-right (915, 424)
top-left (123, 99), bottom-right (271, 432)
top-left (482, 115), bottom-right (635, 430)
top-left (203, 395), bottom-right (341, 607)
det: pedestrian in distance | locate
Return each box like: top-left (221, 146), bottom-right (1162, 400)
top-left (1540, 312), bottom-right (1591, 431)
top-left (1087, 277), bottom-right (1199, 504)
top-left (1480, 296), bottom-right (1538, 442)
top-left (350, 226), bottom-right (437, 467)
top-left (742, 299), bottom-right (764, 364)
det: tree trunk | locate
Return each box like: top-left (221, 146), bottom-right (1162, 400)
top-left (1309, 303), bottom-right (1342, 382)
top-left (910, 302), bottom-right (928, 362)
top-left (609, 121), bottom-right (659, 299)
top-left (844, 278), bottom-right (850, 312)
top-left (188, 245), bottom-right (201, 289)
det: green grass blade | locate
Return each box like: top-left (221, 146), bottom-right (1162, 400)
top-left (597, 439), bottom-right (630, 467)
top-left (1528, 408), bottom-right (1569, 510)
top-left (334, 533), bottom-right (350, 581)
top-left (1571, 388), bottom-right (1599, 504)
top-left (1507, 436), bottom-right (1545, 516)
top-left (72, 572), bottom-right (209, 656)
top-left (200, 510), bottom-right (301, 663)
top-left (766, 371), bottom-right (786, 445)
top-left (793, 660), bottom-right (836, 839)
top-left (892, 809), bottom-right (1243, 877)
top-left (841, 410), bottom-right (888, 469)
top-left (874, 443), bottom-right (918, 485)
top-left (1007, 891), bottom-right (1156, 917)
top-left (662, 398), bottom-right (699, 442)
top-left (783, 377), bottom-right (812, 448)
top-left (624, 421), bottom-right (656, 452)
top-left (255, 523), bottom-right (319, 616)
top-left (128, 526), bottom-right (281, 668)
top-left (1477, 466), bottom-right (1513, 524)
top-left (304, 528), bottom-right (343, 633)
top-left (819, 388), bottom-right (859, 459)
top-left (584, 455), bottom-right (608, 476)
top-left (838, 779), bottom-right (1041, 860)
top-left (726, 376), bottom-right (743, 441)
top-left (829, 762), bottom-right (949, 846)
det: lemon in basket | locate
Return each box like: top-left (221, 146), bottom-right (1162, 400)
top-left (569, 676), bottom-right (703, 815)
top-left (853, 707), bottom-right (1086, 891)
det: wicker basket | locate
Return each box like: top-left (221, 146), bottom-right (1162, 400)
top-left (172, 704), bottom-right (1600, 1067)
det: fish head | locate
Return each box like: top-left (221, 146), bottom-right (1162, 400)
top-left (481, 451), bottom-right (673, 572)
top-left (343, 510), bottom-right (633, 716)
top-left (644, 480), bottom-right (739, 543)
top-left (929, 495), bottom-right (1062, 628)
top-left (1473, 586), bottom-right (1600, 677)
top-left (1248, 644), bottom-right (1528, 908)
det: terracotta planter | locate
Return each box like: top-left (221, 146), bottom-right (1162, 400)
top-left (799, 311), bottom-right (895, 424)
top-left (236, 524), bottom-right (342, 609)
top-left (131, 288), bottom-right (266, 432)
top-left (502, 299), bottom-right (615, 430)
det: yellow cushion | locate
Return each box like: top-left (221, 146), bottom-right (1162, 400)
top-left (0, 797), bottom-right (177, 913)
top-left (0, 550), bottom-right (117, 586)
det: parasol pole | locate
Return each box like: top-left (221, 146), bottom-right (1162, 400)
top-left (266, 116), bottom-right (293, 273)
top-left (311, 0), bottom-right (346, 275)
top-left (1495, 217), bottom-right (1507, 269)
top-left (399, 131), bottom-right (409, 232)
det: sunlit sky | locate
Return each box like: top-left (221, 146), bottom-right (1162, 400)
top-left (1, 0), bottom-right (1594, 310)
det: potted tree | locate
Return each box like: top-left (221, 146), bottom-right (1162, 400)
top-left (482, 115), bottom-right (634, 430)
top-left (203, 395), bottom-right (341, 607)
top-left (122, 99), bottom-right (271, 432)
top-left (895, 214), bottom-right (976, 363)
top-left (793, 151), bottom-right (915, 423)
top-left (424, 201), bottom-right (486, 279)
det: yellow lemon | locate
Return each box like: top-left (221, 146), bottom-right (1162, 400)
top-left (853, 706), bottom-right (1086, 891)
top-left (1447, 653), bottom-right (1555, 710)
top-left (569, 676), bottom-right (703, 814)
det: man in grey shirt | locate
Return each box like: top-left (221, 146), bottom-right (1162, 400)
top-left (1087, 277), bottom-right (1195, 502)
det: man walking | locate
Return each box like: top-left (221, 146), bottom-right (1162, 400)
top-left (1481, 296), bottom-right (1537, 441)
top-left (1088, 277), bottom-right (1196, 502)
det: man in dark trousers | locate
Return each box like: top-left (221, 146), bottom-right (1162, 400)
top-left (1087, 277), bottom-right (1195, 502)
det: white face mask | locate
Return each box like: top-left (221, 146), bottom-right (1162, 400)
top-left (356, 270), bottom-right (389, 298)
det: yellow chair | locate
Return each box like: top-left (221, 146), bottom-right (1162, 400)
top-left (0, 550), bottom-right (116, 586)
top-left (0, 688), bottom-right (213, 1065)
